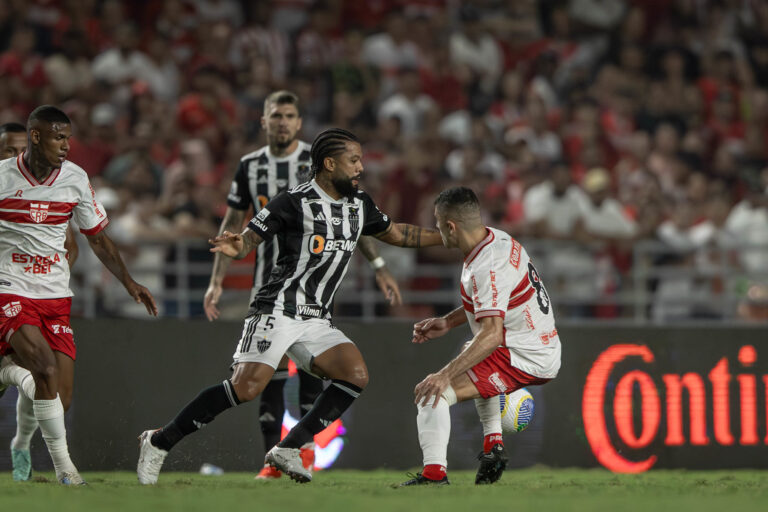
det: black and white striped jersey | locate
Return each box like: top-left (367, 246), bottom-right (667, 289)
top-left (226, 141), bottom-right (312, 301)
top-left (246, 179), bottom-right (391, 320)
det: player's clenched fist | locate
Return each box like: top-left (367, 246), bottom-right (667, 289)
top-left (209, 231), bottom-right (243, 257)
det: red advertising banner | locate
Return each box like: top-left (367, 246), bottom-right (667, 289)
top-left (541, 326), bottom-right (768, 472)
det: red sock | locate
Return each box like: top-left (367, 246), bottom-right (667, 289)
top-left (483, 433), bottom-right (504, 453)
top-left (422, 464), bottom-right (446, 481)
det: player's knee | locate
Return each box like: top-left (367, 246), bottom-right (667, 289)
top-left (231, 378), bottom-right (265, 403)
top-left (36, 362), bottom-right (58, 382)
top-left (344, 365), bottom-right (368, 390)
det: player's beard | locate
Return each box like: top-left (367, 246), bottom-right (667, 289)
top-left (273, 137), bottom-right (293, 150)
top-left (332, 174), bottom-right (359, 197)
top-left (271, 132), bottom-right (295, 150)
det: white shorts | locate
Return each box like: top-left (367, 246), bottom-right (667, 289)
top-left (232, 313), bottom-right (353, 372)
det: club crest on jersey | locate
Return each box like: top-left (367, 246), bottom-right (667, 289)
top-left (348, 208), bottom-right (359, 232)
top-left (2, 301), bottom-right (21, 317)
top-left (29, 202), bottom-right (49, 223)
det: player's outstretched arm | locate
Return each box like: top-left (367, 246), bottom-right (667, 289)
top-left (209, 229), bottom-right (263, 260)
top-left (373, 223), bottom-right (442, 249)
top-left (85, 231), bottom-right (158, 316)
top-left (205, 207), bottom-right (248, 321)
top-left (357, 236), bottom-right (402, 306)
top-left (414, 316), bottom-right (503, 408)
top-left (412, 306), bottom-right (467, 343)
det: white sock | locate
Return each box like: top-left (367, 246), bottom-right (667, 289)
top-left (18, 372), bottom-right (36, 402)
top-left (474, 397), bottom-right (502, 437)
top-left (12, 392), bottom-right (38, 451)
top-left (33, 395), bottom-right (77, 476)
top-left (417, 396), bottom-right (452, 468)
top-left (0, 363), bottom-right (36, 400)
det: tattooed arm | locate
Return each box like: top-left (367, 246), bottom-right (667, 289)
top-left (373, 223), bottom-right (443, 248)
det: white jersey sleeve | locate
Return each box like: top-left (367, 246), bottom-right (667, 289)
top-left (72, 180), bottom-right (109, 235)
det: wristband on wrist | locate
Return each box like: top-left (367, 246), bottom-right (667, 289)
top-left (369, 256), bottom-right (386, 270)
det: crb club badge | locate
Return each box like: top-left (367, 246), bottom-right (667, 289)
top-left (2, 301), bottom-right (22, 317)
top-left (29, 202), bottom-right (50, 223)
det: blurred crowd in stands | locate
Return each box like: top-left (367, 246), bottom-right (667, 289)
top-left (2, 0), bottom-right (767, 320)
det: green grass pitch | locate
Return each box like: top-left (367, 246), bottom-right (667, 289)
top-left (3, 469), bottom-right (768, 512)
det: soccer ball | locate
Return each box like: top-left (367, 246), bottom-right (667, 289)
top-left (499, 388), bottom-right (535, 434)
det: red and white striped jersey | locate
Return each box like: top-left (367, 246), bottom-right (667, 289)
top-left (0, 154), bottom-right (108, 299)
top-left (460, 227), bottom-right (561, 379)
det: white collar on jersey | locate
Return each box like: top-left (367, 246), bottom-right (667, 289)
top-left (310, 179), bottom-right (349, 204)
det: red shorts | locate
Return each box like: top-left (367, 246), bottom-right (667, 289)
top-left (0, 294), bottom-right (75, 360)
top-left (467, 346), bottom-right (550, 399)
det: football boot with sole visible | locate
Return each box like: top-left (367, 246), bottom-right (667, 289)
top-left (475, 443), bottom-right (508, 484)
top-left (265, 446), bottom-right (311, 483)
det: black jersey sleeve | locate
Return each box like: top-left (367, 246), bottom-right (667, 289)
top-left (246, 191), bottom-right (295, 240)
top-left (359, 191), bottom-right (392, 236)
top-left (226, 160), bottom-right (252, 210)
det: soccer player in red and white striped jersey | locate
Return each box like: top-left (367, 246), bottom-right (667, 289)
top-left (402, 187), bottom-right (561, 486)
top-left (0, 106), bottom-right (157, 484)
top-left (0, 120), bottom-right (79, 481)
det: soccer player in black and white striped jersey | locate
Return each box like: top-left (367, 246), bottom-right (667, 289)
top-left (202, 91), bottom-right (402, 479)
top-left (137, 128), bottom-right (434, 485)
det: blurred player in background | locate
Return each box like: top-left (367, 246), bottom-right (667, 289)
top-left (204, 91), bottom-right (402, 479)
top-left (138, 128), bottom-right (440, 485)
top-left (0, 121), bottom-right (81, 482)
top-left (0, 106), bottom-right (157, 484)
top-left (401, 187), bottom-right (561, 486)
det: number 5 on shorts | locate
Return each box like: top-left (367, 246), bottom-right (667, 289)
top-left (256, 314), bottom-right (275, 329)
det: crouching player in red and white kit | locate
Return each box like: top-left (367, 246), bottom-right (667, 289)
top-left (401, 187), bottom-right (561, 486)
top-left (0, 106), bottom-right (157, 484)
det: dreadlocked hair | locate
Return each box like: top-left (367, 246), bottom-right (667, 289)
top-left (310, 128), bottom-right (359, 177)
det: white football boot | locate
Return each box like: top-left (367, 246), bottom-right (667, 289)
top-left (137, 430), bottom-right (168, 485)
top-left (265, 446), bottom-right (312, 483)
